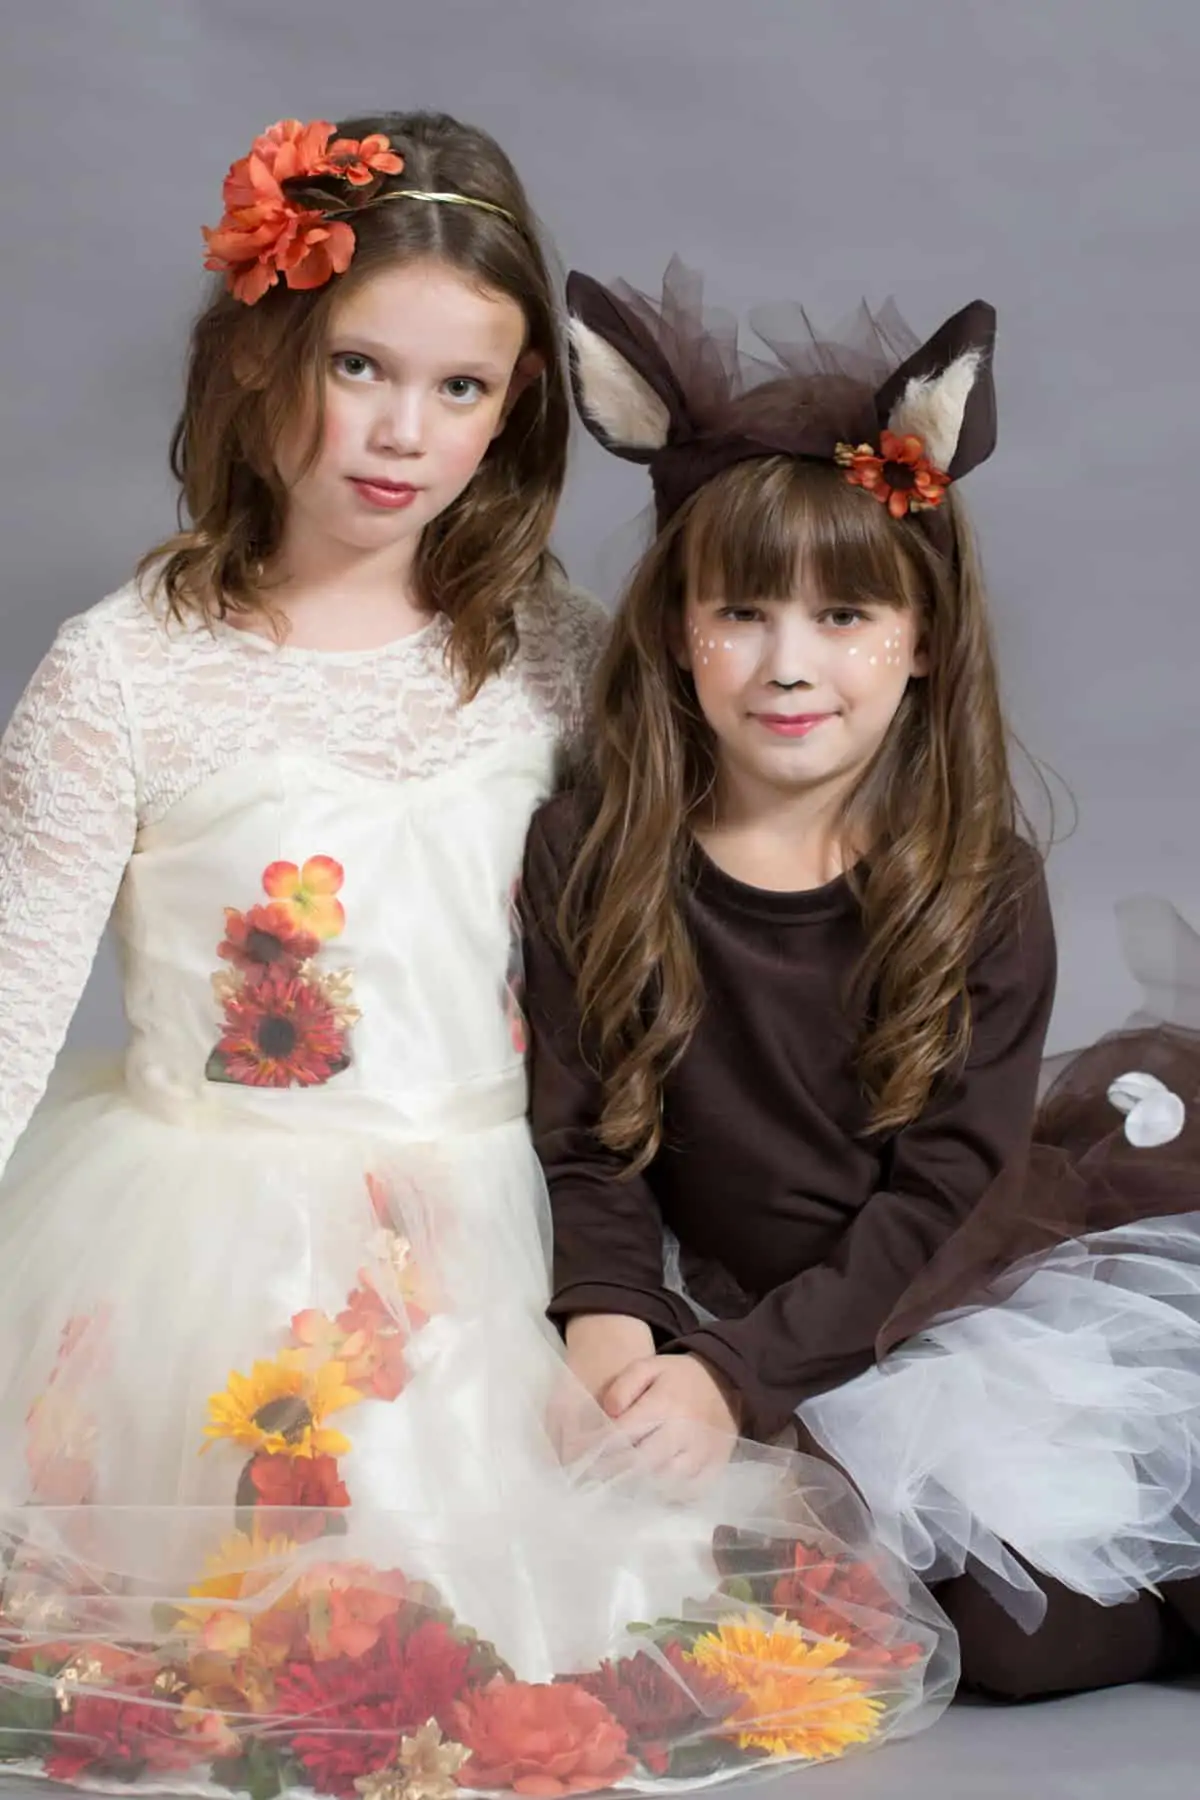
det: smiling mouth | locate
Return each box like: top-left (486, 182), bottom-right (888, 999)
top-left (752, 712), bottom-right (836, 736)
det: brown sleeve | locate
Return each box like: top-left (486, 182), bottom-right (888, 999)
top-left (671, 855), bottom-right (1058, 1441)
top-left (520, 799), bottom-right (698, 1341)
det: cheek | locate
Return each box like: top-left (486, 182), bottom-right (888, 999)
top-left (829, 623), bottom-right (912, 697)
top-left (279, 392), bottom-right (351, 493)
top-left (685, 619), bottom-right (760, 693)
top-left (439, 405), bottom-right (508, 483)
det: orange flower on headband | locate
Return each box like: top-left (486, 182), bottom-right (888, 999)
top-left (321, 132), bottom-right (405, 186)
top-left (835, 430), bottom-right (950, 519)
top-left (202, 118), bottom-right (405, 306)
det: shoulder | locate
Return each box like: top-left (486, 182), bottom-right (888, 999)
top-left (523, 786), bottom-right (597, 895)
top-left (516, 569), bottom-right (611, 678)
top-left (11, 586), bottom-right (144, 711)
top-left (980, 835), bottom-right (1055, 956)
top-left (46, 578), bottom-right (180, 671)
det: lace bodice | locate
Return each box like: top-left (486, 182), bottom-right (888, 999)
top-left (0, 576), bottom-right (608, 1175)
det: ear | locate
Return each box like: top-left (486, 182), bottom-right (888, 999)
top-left (568, 318), bottom-right (670, 453)
top-left (566, 270), bottom-right (690, 463)
top-left (874, 300), bottom-right (996, 479)
top-left (494, 349), bottom-right (545, 436)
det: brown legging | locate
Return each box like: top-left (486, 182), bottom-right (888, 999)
top-left (936, 1568), bottom-right (1200, 1701)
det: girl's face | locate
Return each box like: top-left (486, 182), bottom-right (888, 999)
top-left (275, 257), bottom-right (540, 558)
top-left (677, 565), bottom-right (927, 808)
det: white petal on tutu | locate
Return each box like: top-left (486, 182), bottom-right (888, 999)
top-left (1107, 1069), bottom-right (1186, 1147)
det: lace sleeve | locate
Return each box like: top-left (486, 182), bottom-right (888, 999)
top-left (0, 615), bottom-right (138, 1176)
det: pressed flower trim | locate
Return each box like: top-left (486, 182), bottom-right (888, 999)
top-left (206, 855), bottom-right (357, 1089)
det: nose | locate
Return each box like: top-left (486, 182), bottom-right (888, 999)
top-left (764, 611), bottom-right (817, 689)
top-left (370, 385), bottom-right (425, 457)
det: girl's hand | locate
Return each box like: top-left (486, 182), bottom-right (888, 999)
top-left (600, 1352), bottom-right (741, 1481)
top-left (548, 1314), bottom-right (656, 1465)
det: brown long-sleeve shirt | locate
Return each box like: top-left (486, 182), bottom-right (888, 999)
top-left (521, 793), bottom-right (1058, 1442)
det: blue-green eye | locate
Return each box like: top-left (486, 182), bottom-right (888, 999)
top-left (331, 352), bottom-right (378, 382)
top-left (442, 376), bottom-right (486, 404)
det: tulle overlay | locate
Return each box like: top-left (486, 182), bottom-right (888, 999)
top-left (0, 750), bottom-right (953, 1793)
top-left (0, 1086), bottom-right (953, 1794)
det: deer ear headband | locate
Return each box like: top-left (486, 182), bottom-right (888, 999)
top-left (566, 259), bottom-right (996, 529)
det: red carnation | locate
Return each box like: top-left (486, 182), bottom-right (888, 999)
top-left (47, 1690), bottom-right (196, 1783)
top-left (568, 1642), bottom-right (738, 1776)
top-left (274, 1614), bottom-right (475, 1796)
top-left (243, 1451), bottom-right (350, 1540)
top-left (452, 1678), bottom-right (633, 1796)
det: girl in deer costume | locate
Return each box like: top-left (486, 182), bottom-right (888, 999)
top-left (523, 261), bottom-right (1200, 1699)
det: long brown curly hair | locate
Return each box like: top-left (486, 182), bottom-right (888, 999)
top-left (561, 456), bottom-right (1037, 1170)
top-left (139, 111), bottom-right (569, 697)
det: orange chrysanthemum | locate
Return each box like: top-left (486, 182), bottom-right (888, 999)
top-left (835, 430), bottom-right (950, 519)
top-left (772, 1543), bottom-right (925, 1672)
top-left (202, 118), bottom-right (405, 304)
top-left (261, 855), bottom-right (347, 939)
top-left (686, 1616), bottom-right (882, 1762)
top-left (218, 902), bottom-right (321, 976)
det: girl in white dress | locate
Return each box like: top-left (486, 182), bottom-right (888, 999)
top-left (0, 113), bottom-right (951, 1795)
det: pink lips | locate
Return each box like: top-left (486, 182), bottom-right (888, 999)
top-left (349, 477), bottom-right (419, 511)
top-left (753, 712), bottom-right (835, 737)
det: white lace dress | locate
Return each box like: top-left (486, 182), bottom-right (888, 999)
top-left (0, 581), bottom-right (951, 1795)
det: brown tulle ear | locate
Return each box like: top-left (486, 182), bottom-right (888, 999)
top-left (873, 300), bottom-right (997, 479)
top-left (566, 271), bottom-right (691, 463)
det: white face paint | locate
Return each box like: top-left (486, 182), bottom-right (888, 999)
top-left (677, 577), bottom-right (927, 808)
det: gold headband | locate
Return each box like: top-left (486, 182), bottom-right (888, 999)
top-left (332, 188), bottom-right (519, 227)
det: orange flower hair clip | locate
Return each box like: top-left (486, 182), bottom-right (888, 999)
top-left (834, 431), bottom-right (951, 520)
top-left (202, 118), bottom-right (405, 306)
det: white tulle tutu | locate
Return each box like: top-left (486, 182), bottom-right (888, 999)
top-left (800, 1213), bottom-right (1200, 1628)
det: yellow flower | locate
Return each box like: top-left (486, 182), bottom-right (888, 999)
top-left (204, 1350), bottom-right (362, 1459)
top-left (686, 1615), bottom-right (883, 1762)
top-left (262, 856), bottom-right (346, 940)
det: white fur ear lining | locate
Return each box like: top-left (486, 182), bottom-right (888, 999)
top-left (1107, 1070), bottom-right (1186, 1148)
top-left (887, 349), bottom-right (982, 471)
top-left (569, 317), bottom-right (671, 451)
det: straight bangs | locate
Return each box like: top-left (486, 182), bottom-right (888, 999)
top-left (682, 456), bottom-right (928, 614)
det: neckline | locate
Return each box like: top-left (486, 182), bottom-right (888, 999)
top-left (210, 610), bottom-right (448, 666)
top-left (690, 838), bottom-right (859, 923)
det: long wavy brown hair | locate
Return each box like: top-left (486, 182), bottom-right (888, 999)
top-left (561, 456), bottom-right (1037, 1170)
top-left (139, 111), bottom-right (569, 696)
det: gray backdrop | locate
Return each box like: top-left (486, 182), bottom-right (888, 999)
top-left (2, 0), bottom-right (1196, 1059)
